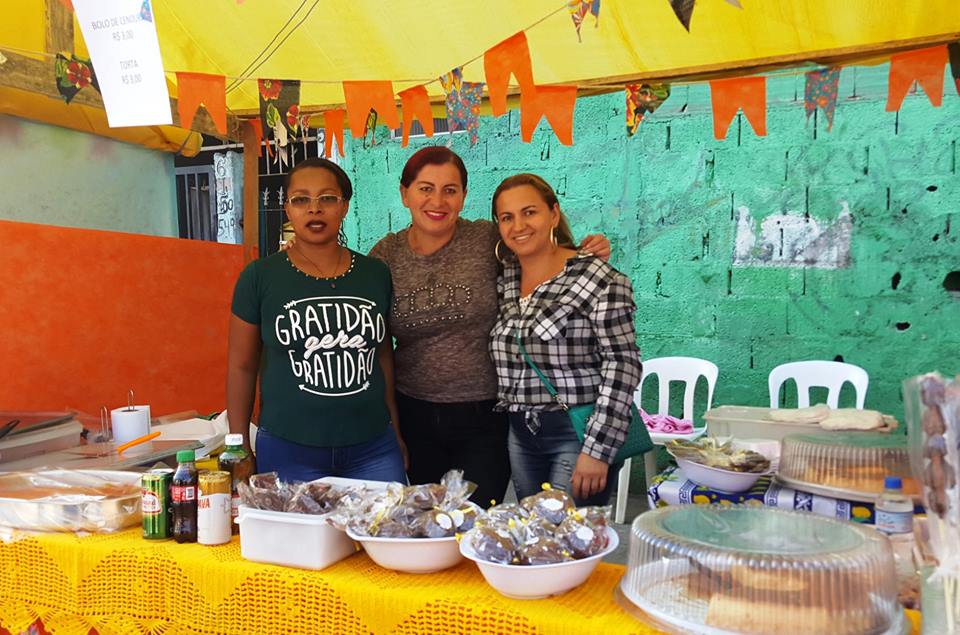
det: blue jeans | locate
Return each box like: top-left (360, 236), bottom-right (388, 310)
top-left (508, 410), bottom-right (618, 507)
top-left (255, 426), bottom-right (407, 484)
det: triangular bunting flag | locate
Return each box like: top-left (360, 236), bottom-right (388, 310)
top-left (59, 0), bottom-right (73, 10)
top-left (886, 45), bottom-right (947, 111)
top-left (626, 83), bottom-right (670, 136)
top-left (568, 0), bottom-right (601, 42)
top-left (670, 0), bottom-right (695, 31)
top-left (520, 84), bottom-right (578, 145)
top-left (709, 76), bottom-right (766, 139)
top-left (398, 85), bottom-right (434, 148)
top-left (804, 67), bottom-right (841, 131)
top-left (175, 72), bottom-right (227, 135)
top-left (440, 67), bottom-right (484, 146)
top-left (248, 119), bottom-right (263, 157)
top-left (947, 42), bottom-right (960, 96)
top-left (322, 109), bottom-right (346, 158)
top-left (257, 79), bottom-right (300, 151)
top-left (342, 81), bottom-right (400, 139)
top-left (54, 54), bottom-right (100, 104)
top-left (484, 32), bottom-right (537, 117)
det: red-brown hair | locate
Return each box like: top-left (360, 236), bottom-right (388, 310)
top-left (400, 146), bottom-right (468, 189)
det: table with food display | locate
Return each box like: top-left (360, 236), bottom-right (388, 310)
top-left (0, 371), bottom-right (957, 635)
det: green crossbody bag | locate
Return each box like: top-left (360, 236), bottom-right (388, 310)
top-left (514, 331), bottom-right (653, 464)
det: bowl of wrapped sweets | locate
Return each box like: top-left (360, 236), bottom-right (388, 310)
top-left (459, 488), bottom-right (619, 599)
top-left (340, 470), bottom-right (481, 573)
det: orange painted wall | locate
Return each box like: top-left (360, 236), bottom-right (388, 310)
top-left (0, 220), bottom-right (245, 416)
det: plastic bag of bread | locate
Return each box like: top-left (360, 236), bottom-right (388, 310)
top-left (516, 536), bottom-right (574, 565)
top-left (412, 509), bottom-right (458, 538)
top-left (470, 525), bottom-right (517, 564)
top-left (556, 514), bottom-right (608, 558)
top-left (520, 487), bottom-right (575, 525)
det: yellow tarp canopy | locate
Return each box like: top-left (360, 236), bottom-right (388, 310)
top-left (2, 0), bottom-right (959, 149)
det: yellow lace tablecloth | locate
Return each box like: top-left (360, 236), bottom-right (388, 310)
top-left (0, 528), bottom-right (659, 635)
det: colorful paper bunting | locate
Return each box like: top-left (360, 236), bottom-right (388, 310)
top-left (258, 79), bottom-right (300, 152)
top-left (398, 85), bottom-right (434, 147)
top-left (568, 0), bottom-right (600, 42)
top-left (175, 72), bottom-right (226, 135)
top-left (804, 67), bottom-right (841, 131)
top-left (54, 54), bottom-right (100, 104)
top-left (709, 76), bottom-right (767, 139)
top-left (625, 83), bottom-right (670, 136)
top-left (484, 32), bottom-right (537, 117)
top-left (520, 84), bottom-right (578, 145)
top-left (886, 45), bottom-right (947, 111)
top-left (322, 109), bottom-right (346, 158)
top-left (440, 68), bottom-right (484, 146)
top-left (946, 42), bottom-right (960, 96)
top-left (342, 81), bottom-right (400, 139)
top-left (248, 118), bottom-right (264, 157)
top-left (670, 0), bottom-right (695, 31)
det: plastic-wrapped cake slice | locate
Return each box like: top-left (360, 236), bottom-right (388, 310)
top-left (620, 506), bottom-right (905, 635)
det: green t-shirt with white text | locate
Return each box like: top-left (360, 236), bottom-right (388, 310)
top-left (231, 250), bottom-right (392, 447)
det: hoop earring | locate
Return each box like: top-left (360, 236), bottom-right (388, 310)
top-left (494, 239), bottom-right (505, 264)
top-left (551, 228), bottom-right (558, 248)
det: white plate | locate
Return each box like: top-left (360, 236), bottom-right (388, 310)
top-left (649, 426), bottom-right (707, 446)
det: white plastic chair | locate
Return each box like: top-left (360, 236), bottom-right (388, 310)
top-left (614, 356), bottom-right (719, 524)
top-left (768, 361), bottom-right (869, 410)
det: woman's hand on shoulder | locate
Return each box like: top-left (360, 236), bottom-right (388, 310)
top-left (580, 234), bottom-right (611, 261)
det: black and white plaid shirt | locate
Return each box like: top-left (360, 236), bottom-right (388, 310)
top-left (489, 253), bottom-right (642, 464)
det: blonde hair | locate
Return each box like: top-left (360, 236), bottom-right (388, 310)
top-left (491, 173), bottom-right (576, 249)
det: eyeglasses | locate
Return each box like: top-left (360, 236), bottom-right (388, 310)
top-left (286, 194), bottom-right (345, 210)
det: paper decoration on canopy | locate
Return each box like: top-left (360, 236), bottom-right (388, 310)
top-left (248, 119), bottom-right (264, 157)
top-left (724, 0), bottom-right (743, 7)
top-left (520, 84), bottom-right (578, 145)
top-left (322, 109), bottom-right (346, 158)
top-left (709, 76), bottom-right (767, 139)
top-left (342, 81), bottom-right (400, 140)
top-left (175, 72), bottom-right (226, 135)
top-left (258, 78), bottom-right (300, 160)
top-left (946, 42), bottom-right (960, 96)
top-left (804, 67), bottom-right (841, 131)
top-left (440, 67), bottom-right (484, 145)
top-left (670, 0), bottom-right (695, 31)
top-left (625, 82), bottom-right (670, 136)
top-left (484, 32), bottom-right (537, 117)
top-left (398, 85), bottom-right (434, 147)
top-left (568, 0), bottom-right (600, 42)
top-left (54, 54), bottom-right (100, 104)
top-left (139, 0), bottom-right (152, 21)
top-left (886, 45), bottom-right (947, 111)
top-left (59, 0), bottom-right (73, 9)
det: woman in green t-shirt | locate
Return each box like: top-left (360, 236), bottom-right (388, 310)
top-left (226, 158), bottom-right (407, 483)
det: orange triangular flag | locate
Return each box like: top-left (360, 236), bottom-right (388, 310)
top-left (342, 81), bottom-right (399, 139)
top-left (484, 32), bottom-right (537, 117)
top-left (323, 109), bottom-right (346, 158)
top-left (248, 119), bottom-right (264, 157)
top-left (520, 84), bottom-right (577, 145)
top-left (709, 76), bottom-right (767, 139)
top-left (59, 0), bottom-right (73, 10)
top-left (886, 45), bottom-right (947, 111)
top-left (397, 85), bottom-right (434, 148)
top-left (175, 72), bottom-right (227, 135)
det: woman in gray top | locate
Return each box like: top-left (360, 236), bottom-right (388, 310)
top-left (369, 146), bottom-right (608, 505)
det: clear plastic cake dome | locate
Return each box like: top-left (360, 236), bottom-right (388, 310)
top-left (619, 506), bottom-right (904, 635)
top-left (776, 432), bottom-right (918, 501)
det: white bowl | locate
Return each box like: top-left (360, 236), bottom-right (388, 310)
top-left (675, 458), bottom-right (770, 493)
top-left (346, 528), bottom-right (463, 573)
top-left (459, 526), bottom-right (619, 600)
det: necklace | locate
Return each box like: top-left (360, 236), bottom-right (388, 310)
top-left (293, 243), bottom-right (344, 288)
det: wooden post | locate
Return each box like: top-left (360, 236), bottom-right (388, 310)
top-left (44, 0), bottom-right (73, 54)
top-left (241, 120), bottom-right (260, 263)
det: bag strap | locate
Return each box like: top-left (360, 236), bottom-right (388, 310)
top-left (514, 329), bottom-right (569, 410)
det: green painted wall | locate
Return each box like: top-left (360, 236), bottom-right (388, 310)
top-left (340, 64), bottom-right (959, 433)
top-left (0, 115), bottom-right (177, 236)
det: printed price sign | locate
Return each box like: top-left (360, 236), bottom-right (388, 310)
top-left (73, 0), bottom-right (172, 127)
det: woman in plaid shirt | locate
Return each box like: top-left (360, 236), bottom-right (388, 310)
top-left (489, 174), bottom-right (642, 505)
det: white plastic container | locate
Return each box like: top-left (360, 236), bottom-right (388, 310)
top-left (236, 505), bottom-right (358, 570)
top-left (460, 526), bottom-right (619, 599)
top-left (704, 406), bottom-right (820, 441)
top-left (346, 529), bottom-right (463, 573)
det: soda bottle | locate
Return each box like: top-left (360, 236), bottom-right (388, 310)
top-left (172, 449), bottom-right (199, 543)
top-left (218, 433), bottom-right (254, 534)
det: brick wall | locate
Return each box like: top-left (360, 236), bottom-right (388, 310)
top-left (340, 64), bottom-right (959, 432)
